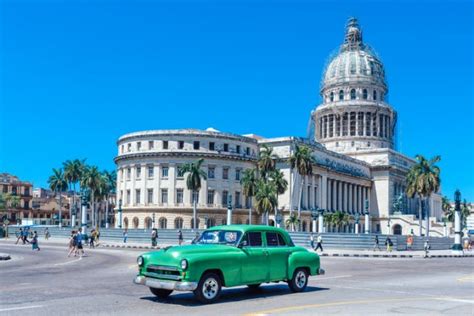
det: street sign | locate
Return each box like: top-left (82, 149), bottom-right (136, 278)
top-left (275, 213), bottom-right (282, 224)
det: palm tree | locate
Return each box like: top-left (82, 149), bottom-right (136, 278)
top-left (101, 170), bottom-right (116, 228)
top-left (64, 159), bottom-right (86, 227)
top-left (48, 168), bottom-right (68, 227)
top-left (269, 169), bottom-right (288, 226)
top-left (241, 168), bottom-right (258, 225)
top-left (461, 199), bottom-right (471, 229)
top-left (285, 213), bottom-right (300, 231)
top-left (179, 159), bottom-right (207, 230)
top-left (81, 165), bottom-right (102, 227)
top-left (257, 145), bottom-right (277, 180)
top-left (289, 144), bottom-right (314, 229)
top-left (330, 211), bottom-right (349, 232)
top-left (406, 155), bottom-right (441, 237)
top-left (323, 213), bottom-right (333, 232)
top-left (255, 180), bottom-right (277, 225)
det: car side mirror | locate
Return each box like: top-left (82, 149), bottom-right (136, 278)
top-left (238, 240), bottom-right (248, 248)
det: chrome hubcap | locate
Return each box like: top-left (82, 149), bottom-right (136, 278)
top-left (296, 271), bottom-right (306, 288)
top-left (202, 277), bottom-right (218, 299)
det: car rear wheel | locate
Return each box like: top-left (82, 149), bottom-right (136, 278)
top-left (149, 287), bottom-right (173, 298)
top-left (247, 283), bottom-right (261, 290)
top-left (193, 272), bottom-right (222, 304)
top-left (288, 268), bottom-right (308, 292)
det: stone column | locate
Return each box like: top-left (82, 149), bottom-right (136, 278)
top-left (169, 163), bottom-right (176, 207)
top-left (320, 175), bottom-right (327, 210)
top-left (344, 182), bottom-right (348, 212)
top-left (358, 185), bottom-right (362, 213)
top-left (332, 180), bottom-right (337, 211)
top-left (338, 181), bottom-right (342, 212)
top-left (348, 184), bottom-right (353, 213)
top-left (332, 115), bottom-right (336, 138)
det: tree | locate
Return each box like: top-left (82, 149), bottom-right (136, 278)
top-left (241, 168), bottom-right (258, 225)
top-left (461, 199), bottom-right (471, 229)
top-left (80, 165), bottom-right (102, 227)
top-left (331, 211), bottom-right (350, 232)
top-left (64, 159), bottom-right (86, 226)
top-left (101, 170), bottom-right (116, 228)
top-left (269, 169), bottom-right (288, 225)
top-left (48, 168), bottom-right (68, 227)
top-left (179, 159), bottom-right (207, 230)
top-left (257, 145), bottom-right (277, 180)
top-left (406, 155), bottom-right (441, 237)
top-left (255, 180), bottom-right (277, 225)
top-left (289, 144), bottom-right (314, 229)
top-left (285, 213), bottom-right (300, 231)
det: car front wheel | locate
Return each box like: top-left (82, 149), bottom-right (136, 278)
top-left (149, 287), bottom-right (173, 298)
top-left (194, 272), bottom-right (222, 304)
top-left (288, 268), bottom-right (308, 292)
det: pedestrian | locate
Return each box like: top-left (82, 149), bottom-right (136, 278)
top-left (151, 228), bottom-right (158, 247)
top-left (22, 228), bottom-right (30, 244)
top-left (406, 234), bottom-right (413, 251)
top-left (15, 228), bottom-right (23, 244)
top-left (315, 234), bottom-right (323, 252)
top-left (123, 229), bottom-right (128, 243)
top-left (423, 240), bottom-right (430, 258)
top-left (178, 229), bottom-right (183, 246)
top-left (76, 230), bottom-right (85, 257)
top-left (68, 230), bottom-right (77, 257)
top-left (385, 236), bottom-right (393, 252)
top-left (89, 229), bottom-right (95, 248)
top-left (373, 235), bottom-right (381, 251)
top-left (310, 233), bottom-right (315, 250)
top-left (44, 228), bottom-right (51, 240)
top-left (31, 231), bottom-right (40, 251)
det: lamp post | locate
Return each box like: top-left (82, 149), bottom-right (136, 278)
top-left (355, 212), bottom-right (360, 234)
top-left (118, 199), bottom-right (123, 229)
top-left (443, 218), bottom-right (448, 237)
top-left (311, 208), bottom-right (318, 233)
top-left (152, 212), bottom-right (156, 229)
top-left (317, 208), bottom-right (324, 233)
top-left (364, 199), bottom-right (370, 234)
top-left (71, 202), bottom-right (77, 228)
top-left (387, 216), bottom-right (391, 235)
top-left (227, 194), bottom-right (233, 225)
top-left (80, 189), bottom-right (88, 235)
top-left (452, 190), bottom-right (463, 255)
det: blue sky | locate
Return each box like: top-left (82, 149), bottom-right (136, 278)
top-left (0, 0), bottom-right (473, 201)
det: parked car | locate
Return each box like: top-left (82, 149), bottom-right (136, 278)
top-left (134, 225), bottom-right (325, 303)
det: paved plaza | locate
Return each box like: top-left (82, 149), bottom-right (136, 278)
top-left (0, 239), bottom-right (473, 315)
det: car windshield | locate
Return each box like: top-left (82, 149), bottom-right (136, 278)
top-left (196, 230), bottom-right (242, 246)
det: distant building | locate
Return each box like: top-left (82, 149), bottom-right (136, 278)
top-left (0, 173), bottom-right (33, 224)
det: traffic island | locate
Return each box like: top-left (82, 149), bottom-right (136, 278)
top-left (0, 252), bottom-right (11, 260)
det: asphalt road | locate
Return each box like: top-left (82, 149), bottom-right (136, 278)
top-left (0, 239), bottom-right (473, 315)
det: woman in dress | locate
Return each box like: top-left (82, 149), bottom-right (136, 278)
top-left (31, 231), bottom-right (40, 251)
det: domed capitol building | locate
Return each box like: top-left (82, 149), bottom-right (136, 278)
top-left (114, 18), bottom-right (444, 236)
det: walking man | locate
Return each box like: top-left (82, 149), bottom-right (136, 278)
top-left (151, 228), bottom-right (157, 247)
top-left (178, 230), bottom-right (183, 246)
top-left (31, 231), bottom-right (40, 251)
top-left (15, 228), bottom-right (23, 244)
top-left (406, 234), bottom-right (413, 251)
top-left (424, 239), bottom-right (430, 258)
top-left (315, 234), bottom-right (323, 252)
top-left (373, 235), bottom-right (381, 251)
top-left (44, 228), bottom-right (51, 240)
top-left (123, 229), bottom-right (128, 243)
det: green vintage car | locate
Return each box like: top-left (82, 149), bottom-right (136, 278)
top-left (133, 225), bottom-right (324, 303)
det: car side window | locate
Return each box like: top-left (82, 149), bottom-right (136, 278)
top-left (266, 232), bottom-right (279, 247)
top-left (247, 232), bottom-right (262, 247)
top-left (277, 234), bottom-right (287, 246)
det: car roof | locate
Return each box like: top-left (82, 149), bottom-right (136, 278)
top-left (207, 225), bottom-right (288, 234)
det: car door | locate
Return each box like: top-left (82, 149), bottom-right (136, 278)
top-left (265, 232), bottom-right (290, 281)
top-left (240, 231), bottom-right (269, 284)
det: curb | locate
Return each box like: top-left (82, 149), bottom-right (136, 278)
top-left (320, 253), bottom-right (474, 258)
top-left (0, 253), bottom-right (11, 260)
top-left (102, 244), bottom-right (161, 250)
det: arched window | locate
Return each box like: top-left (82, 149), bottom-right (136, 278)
top-left (206, 217), bottom-right (216, 228)
top-left (362, 89), bottom-right (368, 100)
top-left (132, 217), bottom-right (139, 229)
top-left (159, 217), bottom-right (167, 229)
top-left (330, 92), bottom-right (334, 102)
top-left (339, 90), bottom-right (344, 101)
top-left (373, 90), bottom-right (377, 100)
top-left (350, 89), bottom-right (356, 100)
top-left (174, 217), bottom-right (183, 229)
top-left (144, 217), bottom-right (153, 230)
top-left (191, 218), bottom-right (200, 229)
top-left (393, 224), bottom-right (402, 235)
top-left (123, 217), bottom-right (129, 229)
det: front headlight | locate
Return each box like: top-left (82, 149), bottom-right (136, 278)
top-left (137, 256), bottom-right (144, 267)
top-left (180, 259), bottom-right (188, 270)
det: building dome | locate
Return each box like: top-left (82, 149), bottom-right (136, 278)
top-left (321, 17), bottom-right (387, 91)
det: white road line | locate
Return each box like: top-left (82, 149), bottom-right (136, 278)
top-left (0, 305), bottom-right (44, 312)
top-left (54, 257), bottom-right (82, 266)
top-left (435, 297), bottom-right (474, 304)
top-left (312, 275), bottom-right (352, 280)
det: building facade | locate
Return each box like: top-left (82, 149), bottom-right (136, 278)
top-left (114, 18), bottom-right (444, 236)
top-left (0, 173), bottom-right (33, 224)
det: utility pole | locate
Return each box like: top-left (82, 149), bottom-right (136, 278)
top-left (452, 190), bottom-right (463, 255)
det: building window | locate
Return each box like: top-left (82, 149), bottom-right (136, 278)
top-left (159, 217), bottom-right (167, 229)
top-left (174, 217), bottom-right (183, 229)
top-left (223, 143), bottom-right (229, 152)
top-left (206, 217), bottom-right (216, 228)
top-left (176, 189), bottom-right (184, 204)
top-left (163, 140), bottom-right (168, 149)
top-left (161, 189), bottom-right (168, 204)
top-left (245, 196), bottom-right (252, 208)
top-left (235, 169), bottom-right (241, 181)
top-left (373, 90), bottom-right (377, 100)
top-left (207, 190), bottom-right (215, 205)
top-left (193, 141), bottom-right (200, 150)
top-left (148, 165), bottom-right (154, 178)
top-left (126, 190), bottom-right (130, 204)
top-left (330, 92), bottom-right (334, 102)
top-left (235, 191), bottom-right (241, 208)
top-left (162, 166), bottom-right (169, 178)
top-left (222, 190), bottom-right (228, 206)
top-left (363, 89), bottom-right (368, 100)
top-left (209, 142), bottom-right (215, 150)
top-left (208, 167), bottom-right (215, 179)
top-left (149, 141), bottom-right (154, 149)
top-left (136, 166), bottom-right (141, 179)
top-left (137, 142), bottom-right (141, 151)
top-left (135, 189), bottom-right (141, 204)
top-left (223, 167), bottom-right (229, 180)
top-left (147, 189), bottom-right (153, 204)
top-left (236, 145), bottom-right (241, 154)
top-left (246, 147), bottom-right (250, 155)
top-left (128, 144), bottom-right (132, 152)
top-left (121, 145), bottom-right (124, 153)
top-left (177, 165), bottom-right (185, 178)
top-left (339, 90), bottom-right (344, 101)
top-left (350, 89), bottom-right (356, 100)
top-left (178, 141), bottom-right (184, 149)
top-left (127, 168), bottom-right (131, 180)
top-left (191, 191), bottom-right (199, 204)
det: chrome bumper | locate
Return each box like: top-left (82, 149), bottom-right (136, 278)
top-left (318, 268), bottom-right (325, 275)
top-left (134, 275), bottom-right (198, 291)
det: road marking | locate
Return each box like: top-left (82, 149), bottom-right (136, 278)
top-left (457, 274), bottom-right (474, 283)
top-left (129, 264), bottom-right (137, 269)
top-left (54, 257), bottom-right (82, 266)
top-left (0, 305), bottom-right (44, 312)
top-left (244, 296), bottom-right (474, 315)
top-left (312, 274), bottom-right (351, 280)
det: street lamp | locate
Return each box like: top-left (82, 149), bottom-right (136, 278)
top-left (317, 207), bottom-right (325, 233)
top-left (364, 199), bottom-right (370, 234)
top-left (118, 199), bottom-right (123, 229)
top-left (227, 194), bottom-right (233, 225)
top-left (152, 212), bottom-right (156, 229)
top-left (354, 212), bottom-right (360, 234)
top-left (80, 189), bottom-right (88, 235)
top-left (452, 190), bottom-right (463, 254)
